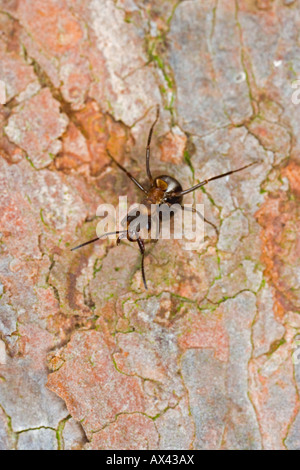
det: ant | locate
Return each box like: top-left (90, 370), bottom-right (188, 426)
top-left (71, 106), bottom-right (257, 290)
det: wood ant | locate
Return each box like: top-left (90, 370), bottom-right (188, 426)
top-left (71, 106), bottom-right (257, 290)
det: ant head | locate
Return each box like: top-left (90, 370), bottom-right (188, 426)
top-left (154, 175), bottom-right (183, 205)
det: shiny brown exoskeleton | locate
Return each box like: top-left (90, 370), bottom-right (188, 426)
top-left (71, 106), bottom-right (257, 289)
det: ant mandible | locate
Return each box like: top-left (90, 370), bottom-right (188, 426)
top-left (71, 106), bottom-right (257, 290)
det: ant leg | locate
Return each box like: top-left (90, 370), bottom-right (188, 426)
top-left (117, 232), bottom-right (128, 245)
top-left (181, 206), bottom-right (218, 237)
top-left (71, 230), bottom-right (127, 251)
top-left (107, 149), bottom-right (148, 195)
top-left (137, 238), bottom-right (147, 290)
top-left (146, 105), bottom-right (160, 183)
top-left (173, 161), bottom-right (257, 197)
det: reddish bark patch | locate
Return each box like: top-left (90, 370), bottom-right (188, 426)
top-left (57, 101), bottom-right (130, 176)
top-left (159, 129), bottom-right (187, 165)
top-left (5, 88), bottom-right (68, 168)
top-left (18, 0), bottom-right (83, 54)
top-left (256, 162), bottom-right (300, 318)
top-left (47, 330), bottom-right (146, 437)
top-left (282, 161), bottom-right (300, 198)
top-left (55, 122), bottom-right (90, 171)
